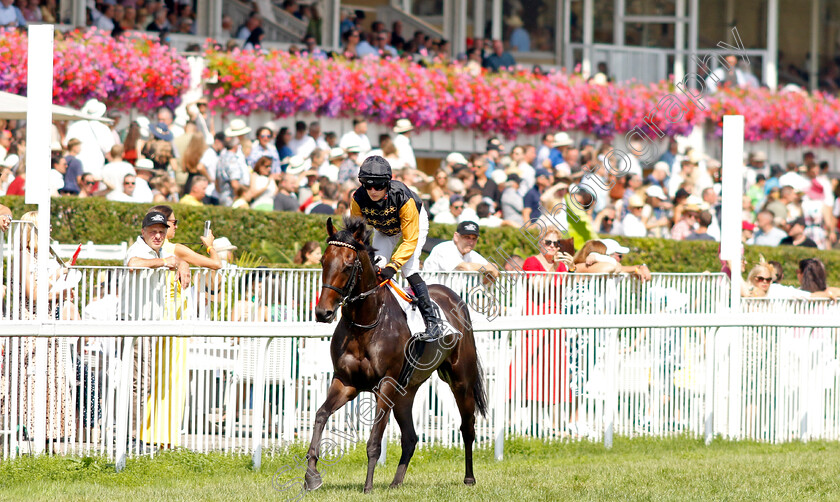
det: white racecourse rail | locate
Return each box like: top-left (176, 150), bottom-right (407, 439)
top-left (2, 229), bottom-right (840, 465)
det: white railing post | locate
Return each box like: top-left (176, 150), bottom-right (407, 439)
top-left (251, 337), bottom-right (271, 470)
top-left (603, 328), bottom-right (618, 449)
top-left (494, 330), bottom-right (509, 461)
top-left (114, 337), bottom-right (135, 472)
top-left (704, 327), bottom-right (718, 445)
top-left (800, 328), bottom-right (815, 443)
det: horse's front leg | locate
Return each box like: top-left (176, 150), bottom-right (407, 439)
top-left (304, 378), bottom-right (357, 491)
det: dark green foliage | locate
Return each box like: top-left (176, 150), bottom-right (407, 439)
top-left (2, 196), bottom-right (838, 284)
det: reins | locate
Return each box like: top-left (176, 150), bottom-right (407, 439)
top-left (322, 240), bottom-right (386, 328)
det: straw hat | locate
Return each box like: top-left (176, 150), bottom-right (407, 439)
top-left (135, 158), bottom-right (155, 171)
top-left (628, 194), bottom-right (646, 208)
top-left (224, 119), bottom-right (252, 138)
top-left (329, 147), bottom-right (347, 160)
top-left (80, 99), bottom-right (107, 119)
top-left (553, 132), bottom-right (573, 148)
top-left (213, 237), bottom-right (237, 253)
top-left (446, 152), bottom-right (468, 166)
top-left (506, 15), bottom-right (524, 28)
top-left (286, 155), bottom-right (311, 175)
top-left (393, 118), bottom-right (414, 134)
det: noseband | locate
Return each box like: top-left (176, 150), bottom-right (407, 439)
top-left (322, 240), bottom-right (382, 310)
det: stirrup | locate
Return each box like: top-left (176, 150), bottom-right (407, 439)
top-left (414, 321), bottom-right (445, 342)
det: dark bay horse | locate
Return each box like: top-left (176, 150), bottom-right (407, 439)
top-left (306, 217), bottom-right (487, 493)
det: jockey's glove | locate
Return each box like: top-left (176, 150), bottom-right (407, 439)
top-left (378, 265), bottom-right (397, 282)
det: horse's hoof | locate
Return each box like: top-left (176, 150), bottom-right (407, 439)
top-left (464, 477), bottom-right (476, 486)
top-left (363, 485), bottom-right (373, 494)
top-left (304, 474), bottom-right (323, 491)
top-left (389, 481), bottom-right (403, 489)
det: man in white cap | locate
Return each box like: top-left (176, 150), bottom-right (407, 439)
top-left (65, 99), bottom-right (115, 179)
top-left (132, 159), bottom-right (156, 203)
top-left (338, 144), bottom-right (362, 182)
top-left (445, 152), bottom-right (468, 172)
top-left (321, 147), bottom-right (345, 182)
top-left (551, 132), bottom-right (574, 176)
top-left (392, 118), bottom-right (416, 169)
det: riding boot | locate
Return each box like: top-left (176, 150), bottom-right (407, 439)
top-left (408, 278), bottom-right (445, 342)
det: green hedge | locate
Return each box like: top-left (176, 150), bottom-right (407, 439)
top-left (2, 196), bottom-right (838, 285)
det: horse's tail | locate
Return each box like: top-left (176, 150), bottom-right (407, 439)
top-left (473, 355), bottom-right (488, 418)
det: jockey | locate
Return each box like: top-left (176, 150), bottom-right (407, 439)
top-left (351, 155), bottom-right (444, 342)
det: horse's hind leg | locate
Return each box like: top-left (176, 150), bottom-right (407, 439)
top-left (304, 378), bottom-right (357, 491)
top-left (389, 390), bottom-right (419, 489)
top-left (447, 376), bottom-right (477, 485)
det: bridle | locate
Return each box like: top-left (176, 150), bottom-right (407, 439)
top-left (322, 240), bottom-right (383, 320)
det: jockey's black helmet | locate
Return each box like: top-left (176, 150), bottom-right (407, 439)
top-left (358, 155), bottom-right (392, 181)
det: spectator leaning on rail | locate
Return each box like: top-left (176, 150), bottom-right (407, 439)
top-left (423, 221), bottom-right (499, 279)
top-left (123, 211), bottom-right (190, 320)
top-left (575, 239), bottom-right (651, 281)
top-left (350, 155), bottom-right (444, 342)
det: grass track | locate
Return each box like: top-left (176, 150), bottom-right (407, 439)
top-left (2, 436), bottom-right (840, 501)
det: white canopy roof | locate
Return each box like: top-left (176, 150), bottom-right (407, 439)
top-left (0, 91), bottom-right (112, 122)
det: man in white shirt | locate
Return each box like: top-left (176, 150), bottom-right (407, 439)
top-left (339, 117), bottom-right (372, 157)
top-left (309, 121), bottom-right (330, 151)
top-left (779, 165), bottom-right (810, 193)
top-left (621, 195), bottom-right (647, 237)
top-left (705, 55), bottom-right (758, 93)
top-left (201, 132), bottom-right (224, 204)
top-left (101, 145), bottom-right (136, 194)
top-left (65, 99), bottom-right (115, 179)
top-left (392, 119), bottom-right (416, 169)
top-left (423, 221), bottom-right (500, 278)
top-left (0, 0), bottom-right (26, 27)
top-left (123, 211), bottom-right (189, 320)
top-left (131, 159), bottom-right (156, 203)
top-left (748, 210), bottom-right (787, 246)
top-left (107, 174), bottom-right (138, 203)
top-left (288, 121), bottom-right (316, 158)
top-left (434, 194), bottom-right (468, 224)
top-left (535, 133), bottom-right (553, 169)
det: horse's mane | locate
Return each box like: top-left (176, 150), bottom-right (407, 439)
top-left (328, 216), bottom-right (377, 266)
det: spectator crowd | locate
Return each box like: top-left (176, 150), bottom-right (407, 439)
top-left (2, 98), bottom-right (840, 258)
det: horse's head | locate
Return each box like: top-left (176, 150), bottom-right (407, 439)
top-left (315, 217), bottom-right (375, 323)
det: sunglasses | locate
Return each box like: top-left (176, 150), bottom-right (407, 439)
top-left (363, 181), bottom-right (388, 191)
top-left (451, 204), bottom-right (464, 209)
top-left (543, 240), bottom-right (563, 247)
top-left (755, 276), bottom-right (772, 283)
top-left (603, 217), bottom-right (614, 222)
top-left (259, 134), bottom-right (272, 139)
top-left (168, 219), bottom-right (178, 226)
top-left (85, 181), bottom-right (97, 186)
top-left (124, 181), bottom-right (135, 185)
